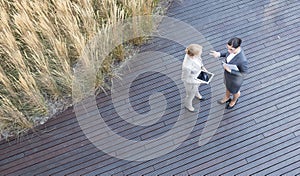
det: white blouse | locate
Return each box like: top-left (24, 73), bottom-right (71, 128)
top-left (226, 49), bottom-right (241, 63)
top-left (181, 54), bottom-right (204, 84)
top-left (226, 53), bottom-right (235, 63)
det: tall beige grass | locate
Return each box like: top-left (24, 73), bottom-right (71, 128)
top-left (0, 0), bottom-right (160, 139)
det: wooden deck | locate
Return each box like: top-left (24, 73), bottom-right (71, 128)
top-left (1, 0), bottom-right (300, 175)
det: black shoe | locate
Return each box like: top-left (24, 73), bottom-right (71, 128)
top-left (217, 98), bottom-right (231, 105)
top-left (199, 97), bottom-right (206, 101)
top-left (226, 99), bottom-right (238, 109)
top-left (195, 95), bottom-right (205, 101)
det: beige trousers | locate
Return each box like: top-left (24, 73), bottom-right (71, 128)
top-left (184, 82), bottom-right (201, 109)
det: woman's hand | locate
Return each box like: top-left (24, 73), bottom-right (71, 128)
top-left (195, 78), bottom-right (206, 84)
top-left (209, 50), bottom-right (221, 58)
top-left (202, 66), bottom-right (208, 72)
top-left (223, 64), bottom-right (231, 73)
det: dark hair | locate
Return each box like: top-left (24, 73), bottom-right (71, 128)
top-left (227, 37), bottom-right (242, 48)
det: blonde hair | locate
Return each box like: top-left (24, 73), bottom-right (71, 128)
top-left (185, 44), bottom-right (202, 57)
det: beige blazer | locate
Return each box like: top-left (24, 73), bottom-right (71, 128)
top-left (181, 54), bottom-right (204, 84)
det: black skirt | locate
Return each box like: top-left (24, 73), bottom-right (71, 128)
top-left (224, 70), bottom-right (244, 94)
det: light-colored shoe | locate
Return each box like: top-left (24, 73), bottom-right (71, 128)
top-left (185, 105), bottom-right (195, 112)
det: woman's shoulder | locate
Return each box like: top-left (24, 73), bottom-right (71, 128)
top-left (182, 55), bottom-right (191, 66)
top-left (237, 49), bottom-right (247, 60)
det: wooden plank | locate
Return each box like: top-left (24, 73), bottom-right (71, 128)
top-left (185, 113), bottom-right (300, 175)
top-left (0, 107), bottom-right (75, 156)
top-left (86, 79), bottom-right (298, 175)
top-left (206, 134), bottom-right (299, 175)
top-left (260, 156), bottom-right (300, 175)
top-left (1, 0), bottom-right (300, 175)
top-left (239, 143), bottom-right (300, 175)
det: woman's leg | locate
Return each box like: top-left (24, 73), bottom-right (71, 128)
top-left (184, 83), bottom-right (197, 111)
top-left (195, 84), bottom-right (202, 99)
top-left (229, 91), bottom-right (240, 107)
top-left (219, 89), bottom-right (231, 103)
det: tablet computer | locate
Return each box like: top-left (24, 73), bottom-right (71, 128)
top-left (197, 70), bottom-right (214, 84)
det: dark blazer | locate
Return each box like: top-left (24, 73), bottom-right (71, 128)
top-left (220, 49), bottom-right (248, 93)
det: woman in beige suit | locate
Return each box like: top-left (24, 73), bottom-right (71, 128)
top-left (181, 44), bottom-right (207, 112)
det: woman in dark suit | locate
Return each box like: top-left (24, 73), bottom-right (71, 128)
top-left (210, 37), bottom-right (248, 109)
